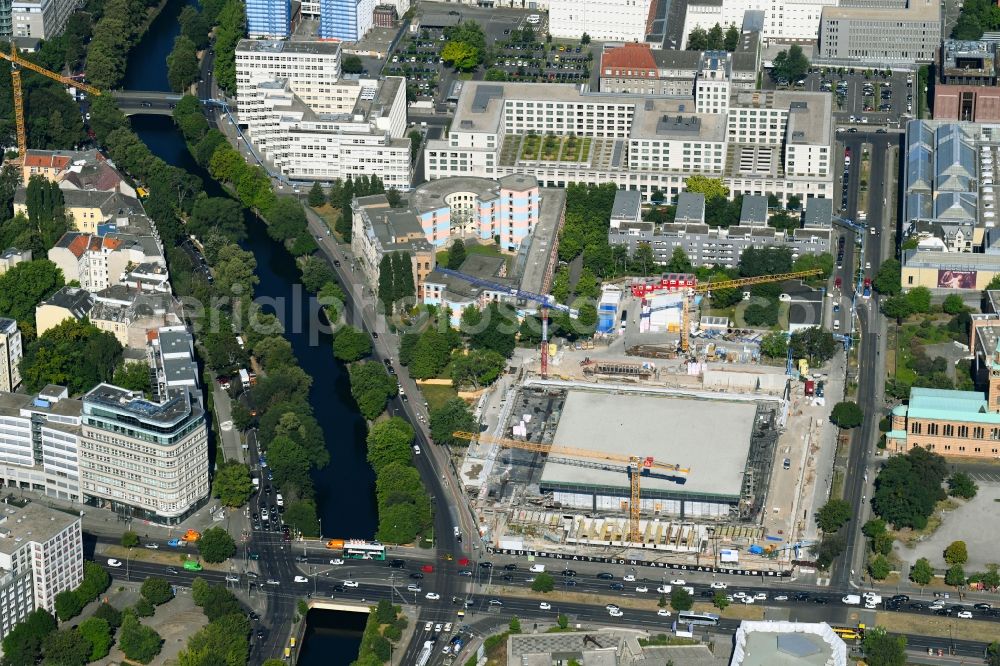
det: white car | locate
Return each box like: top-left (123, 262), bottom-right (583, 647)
top-left (623, 574), bottom-right (636, 582)
top-left (261, 509), bottom-right (269, 520)
top-left (144, 543), bottom-right (159, 550)
top-left (407, 584), bottom-right (422, 593)
top-left (754, 592), bottom-right (767, 601)
top-left (330, 558), bottom-right (344, 565)
top-left (425, 592), bottom-right (441, 600)
top-left (929, 602), bottom-right (945, 610)
top-left (657, 609), bottom-right (672, 617)
top-left (605, 604), bottom-right (620, 611)
top-left (424, 621), bottom-right (433, 631)
top-left (864, 601), bottom-right (877, 609)
top-left (608, 609), bottom-right (624, 617)
top-left (669, 579), bottom-right (686, 586)
top-left (774, 595), bottom-right (789, 601)
top-left (710, 582), bottom-right (727, 589)
top-left (635, 585), bottom-right (649, 593)
top-left (957, 611), bottom-right (973, 619)
top-left (742, 597), bottom-right (755, 605)
top-left (107, 559), bottom-right (123, 567)
top-left (444, 623), bottom-right (452, 633)
top-left (656, 585), bottom-right (671, 594)
top-left (434, 623), bottom-right (442, 633)
top-left (294, 576), bottom-right (309, 583)
top-left (344, 580), bottom-right (360, 588)
top-left (733, 591), bottom-right (747, 599)
top-left (413, 445), bottom-right (421, 455)
top-left (539, 602), bottom-right (552, 610)
top-left (225, 575), bottom-right (240, 582)
top-left (266, 579), bottom-right (280, 586)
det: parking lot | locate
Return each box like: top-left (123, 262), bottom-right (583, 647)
top-left (765, 68), bottom-right (914, 127)
top-left (491, 36), bottom-right (592, 84)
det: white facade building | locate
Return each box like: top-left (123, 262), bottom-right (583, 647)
top-left (12, 0), bottom-right (79, 39)
top-left (0, 318), bottom-right (21, 393)
top-left (0, 386), bottom-right (83, 504)
top-left (235, 39), bottom-right (412, 187)
top-left (0, 502), bottom-right (83, 642)
top-left (425, 81), bottom-right (833, 205)
top-left (549, 0), bottom-right (652, 42)
top-left (681, 0), bottom-right (838, 47)
top-left (48, 232), bottom-right (161, 292)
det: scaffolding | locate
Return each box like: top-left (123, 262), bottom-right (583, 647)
top-left (580, 358), bottom-right (657, 379)
top-left (740, 404), bottom-right (781, 521)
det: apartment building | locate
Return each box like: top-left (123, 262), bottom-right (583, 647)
top-left (818, 0), bottom-right (940, 64)
top-left (0, 318), bottom-right (21, 393)
top-left (11, 0), bottom-right (79, 39)
top-left (88, 287), bottom-right (184, 351)
top-left (0, 247), bottom-right (31, 274)
top-left (235, 40), bottom-right (411, 187)
top-left (35, 286), bottom-right (95, 337)
top-left (549, 0), bottom-right (653, 42)
top-left (0, 502), bottom-right (83, 642)
top-left (14, 188), bottom-right (143, 235)
top-left (48, 232), bottom-right (162, 292)
top-left (422, 255), bottom-right (514, 328)
top-left (425, 81), bottom-right (833, 205)
top-left (0, 385), bottom-right (83, 503)
top-left (319, 0), bottom-right (375, 40)
top-left (351, 194), bottom-right (436, 296)
top-left (934, 40), bottom-right (1000, 123)
top-left (599, 44), bottom-right (757, 97)
top-left (245, 0), bottom-right (291, 38)
top-left (79, 383), bottom-right (208, 524)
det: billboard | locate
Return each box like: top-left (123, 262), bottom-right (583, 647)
top-left (937, 270), bottom-right (977, 289)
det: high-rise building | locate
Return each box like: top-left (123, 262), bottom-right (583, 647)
top-left (0, 385), bottom-right (83, 502)
top-left (10, 0), bottom-right (79, 38)
top-left (319, 0), bottom-right (375, 41)
top-left (0, 318), bottom-right (21, 392)
top-left (245, 0), bottom-right (291, 39)
top-left (0, 501), bottom-right (83, 641)
top-left (79, 384), bottom-right (208, 524)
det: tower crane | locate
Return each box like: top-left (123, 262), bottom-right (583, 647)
top-left (454, 430), bottom-right (689, 543)
top-left (643, 269), bottom-right (824, 353)
top-left (436, 267), bottom-right (577, 379)
top-left (0, 44), bottom-right (101, 164)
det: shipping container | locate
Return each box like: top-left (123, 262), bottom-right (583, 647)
top-left (804, 380), bottom-right (815, 396)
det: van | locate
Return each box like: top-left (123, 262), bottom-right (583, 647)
top-left (529, 564), bottom-right (546, 573)
top-left (252, 477), bottom-right (260, 489)
top-left (276, 493), bottom-right (284, 507)
top-left (842, 594), bottom-right (861, 605)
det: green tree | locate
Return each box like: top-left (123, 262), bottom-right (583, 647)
top-left (945, 563), bottom-right (966, 587)
top-left (133, 596), bottom-right (155, 617)
top-left (910, 557), bottom-right (934, 586)
top-left (789, 326), bottom-right (838, 365)
top-left (41, 628), bottom-right (90, 666)
top-left (724, 24), bottom-right (740, 51)
top-left (197, 527), bottom-right (236, 563)
top-left (484, 67), bottom-right (507, 81)
top-left (942, 293), bottom-right (967, 315)
top-left (713, 592), bottom-right (730, 610)
top-left (872, 447), bottom-right (947, 529)
top-left (862, 627), bottom-right (906, 666)
top-left (881, 294), bottom-right (913, 321)
top-left (772, 44), bottom-right (810, 82)
top-left (448, 239), bottom-right (467, 269)
top-left (684, 175), bottom-right (728, 201)
top-left (377, 254), bottom-right (395, 312)
top-left (54, 590), bottom-right (85, 621)
top-left (392, 252), bottom-right (415, 302)
top-left (944, 540), bottom-right (969, 565)
top-left (987, 642), bottom-right (1000, 666)
top-left (868, 554), bottom-right (892, 580)
top-left (1, 608), bottom-right (56, 664)
top-left (0, 259), bottom-right (64, 335)
top-left (213, 461), bottom-right (254, 508)
top-left (509, 616), bottom-right (521, 634)
top-left (283, 499), bottom-right (321, 537)
top-left (830, 401), bottom-right (864, 429)
top-left (451, 349), bottom-right (506, 389)
top-left (349, 361), bottom-right (398, 420)
top-left (687, 26), bottom-right (708, 50)
top-left (308, 181), bottom-right (327, 207)
top-left (815, 498), bottom-right (852, 532)
top-left (469, 302), bottom-right (518, 357)
top-left (740, 247), bottom-right (793, 277)
top-left (557, 614), bottom-right (569, 630)
top-left (189, 196), bottom-right (246, 242)
top-left (906, 286), bottom-right (932, 314)
top-left (947, 472), bottom-right (978, 499)
top-left (759, 331), bottom-right (788, 359)
top-left (670, 587), bottom-right (693, 611)
top-left (813, 532), bottom-right (846, 569)
top-left (167, 36), bottom-right (200, 92)
top-left (441, 40), bottom-right (479, 70)
top-left (141, 578), bottom-right (174, 605)
top-left (333, 325), bottom-right (372, 362)
top-left (118, 612), bottom-right (163, 664)
top-left (531, 573), bottom-right (555, 593)
top-left (78, 617), bottom-right (113, 661)
top-left (430, 398), bottom-right (476, 446)
top-left (121, 530), bottom-right (140, 548)
top-left (666, 246), bottom-right (692, 273)
top-left (366, 417), bottom-right (414, 472)
top-left (113, 362), bottom-right (153, 395)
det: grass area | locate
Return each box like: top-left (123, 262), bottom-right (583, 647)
top-left (831, 468), bottom-right (845, 501)
top-left (639, 635), bottom-right (700, 647)
top-left (103, 544), bottom-right (229, 571)
top-left (875, 611), bottom-right (1000, 643)
top-left (858, 153), bottom-right (871, 216)
top-left (559, 136), bottom-right (583, 162)
top-left (312, 203), bottom-right (343, 238)
top-left (420, 383), bottom-right (458, 412)
top-left (893, 498), bottom-right (960, 547)
top-left (521, 135), bottom-right (541, 160)
top-left (541, 135), bottom-right (561, 160)
top-left (436, 242), bottom-right (503, 271)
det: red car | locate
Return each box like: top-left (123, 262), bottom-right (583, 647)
top-left (458, 557), bottom-right (469, 566)
top-left (421, 564), bottom-right (434, 573)
top-left (834, 277), bottom-right (842, 289)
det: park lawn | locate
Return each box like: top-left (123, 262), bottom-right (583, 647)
top-left (421, 383), bottom-right (458, 412)
top-left (313, 203), bottom-right (342, 237)
top-left (466, 243), bottom-right (503, 258)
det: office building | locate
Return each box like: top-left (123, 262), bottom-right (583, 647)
top-left (934, 40), bottom-right (1000, 122)
top-left (372, 4), bottom-right (396, 28)
top-left (599, 44), bottom-right (757, 96)
top-left (425, 81), bottom-right (834, 204)
top-left (818, 0), bottom-right (940, 64)
top-left (422, 254), bottom-right (514, 328)
top-left (21, 149), bottom-right (135, 198)
top-left (245, 0), bottom-right (291, 38)
top-left (10, 0), bottom-right (79, 39)
top-left (0, 318), bottom-right (21, 393)
top-left (79, 383), bottom-right (208, 524)
top-left (0, 385), bottom-right (84, 503)
top-left (0, 502), bottom-right (83, 642)
top-left (319, 0), bottom-right (375, 41)
top-left (236, 40), bottom-right (411, 187)
top-left (549, 0), bottom-right (653, 43)
top-left (681, 0), bottom-right (837, 47)
top-left (0, 247), bottom-right (30, 274)
top-left (609, 189), bottom-right (642, 228)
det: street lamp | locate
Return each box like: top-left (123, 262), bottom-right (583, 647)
top-left (126, 546), bottom-right (133, 582)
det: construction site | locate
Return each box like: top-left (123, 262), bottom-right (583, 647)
top-left (456, 270), bottom-right (842, 572)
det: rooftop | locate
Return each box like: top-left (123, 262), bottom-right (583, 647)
top-left (542, 391), bottom-right (757, 499)
top-left (803, 198), bottom-right (833, 228)
top-left (741, 195), bottom-right (769, 225)
top-left (515, 187), bottom-right (566, 297)
top-left (820, 0), bottom-right (940, 21)
top-left (602, 42), bottom-right (658, 73)
top-left (40, 286), bottom-right (94, 319)
top-left (410, 176), bottom-right (502, 213)
top-left (675, 192), bottom-right (706, 222)
top-left (0, 388), bottom-right (81, 421)
top-left (83, 383), bottom-right (201, 429)
top-left (611, 189), bottom-right (642, 220)
top-left (236, 38), bottom-right (342, 55)
top-left (631, 101), bottom-right (727, 142)
top-left (0, 502), bottom-right (80, 555)
top-left (425, 253), bottom-right (511, 299)
top-left (904, 248), bottom-right (1000, 270)
top-left (731, 621), bottom-right (847, 666)
top-left (903, 386), bottom-right (1000, 424)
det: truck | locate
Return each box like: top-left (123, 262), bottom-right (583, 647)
top-left (804, 380), bottom-right (815, 396)
top-left (239, 368), bottom-right (251, 389)
top-left (863, 593), bottom-right (882, 604)
top-left (842, 594), bottom-right (861, 605)
top-left (325, 539), bottom-right (346, 550)
top-left (529, 564), bottom-right (546, 573)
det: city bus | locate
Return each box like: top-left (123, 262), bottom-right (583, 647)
top-left (415, 640), bottom-right (433, 666)
top-left (676, 611), bottom-right (720, 626)
top-left (342, 540), bottom-right (386, 561)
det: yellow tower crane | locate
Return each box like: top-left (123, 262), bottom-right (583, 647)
top-left (0, 44), bottom-right (102, 164)
top-left (677, 268), bottom-right (825, 352)
top-left (454, 431), bottom-right (690, 543)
